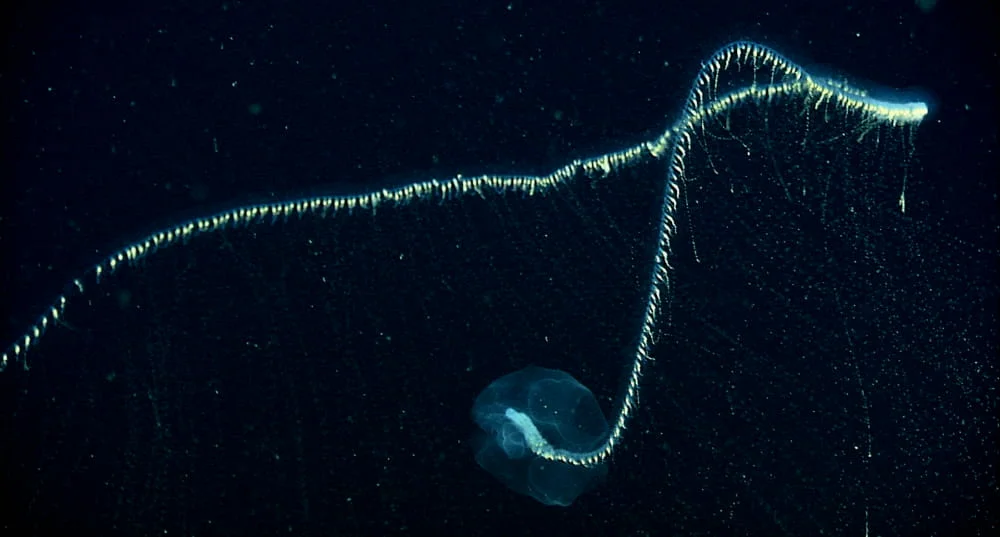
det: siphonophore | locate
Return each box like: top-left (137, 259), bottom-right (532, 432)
top-left (2, 42), bottom-right (929, 509)
top-left (472, 366), bottom-right (608, 506)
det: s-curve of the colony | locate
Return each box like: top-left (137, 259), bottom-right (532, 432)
top-left (2, 42), bottom-right (928, 486)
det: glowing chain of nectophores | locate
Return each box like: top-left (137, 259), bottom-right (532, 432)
top-left (2, 42), bottom-right (928, 467)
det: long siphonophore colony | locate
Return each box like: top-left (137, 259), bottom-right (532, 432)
top-left (2, 42), bottom-right (928, 481)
